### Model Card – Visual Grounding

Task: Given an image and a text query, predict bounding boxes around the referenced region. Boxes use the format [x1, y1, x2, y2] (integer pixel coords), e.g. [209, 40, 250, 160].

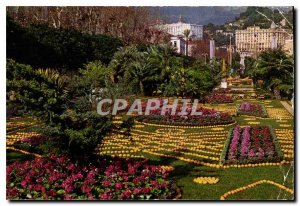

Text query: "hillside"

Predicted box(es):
[149, 6, 293, 29]
[224, 6, 293, 30]
[149, 7, 247, 25]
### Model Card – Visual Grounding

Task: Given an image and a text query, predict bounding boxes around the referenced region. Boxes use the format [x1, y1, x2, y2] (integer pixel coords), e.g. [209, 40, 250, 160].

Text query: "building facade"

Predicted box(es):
[158, 17, 203, 40]
[170, 36, 186, 55]
[283, 33, 294, 56]
[235, 23, 292, 56]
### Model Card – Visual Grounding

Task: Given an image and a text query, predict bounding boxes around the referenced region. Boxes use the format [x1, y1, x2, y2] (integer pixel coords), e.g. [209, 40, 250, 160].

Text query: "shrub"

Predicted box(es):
[7, 17, 123, 70]
[13, 135, 45, 154]
[7, 59, 113, 158]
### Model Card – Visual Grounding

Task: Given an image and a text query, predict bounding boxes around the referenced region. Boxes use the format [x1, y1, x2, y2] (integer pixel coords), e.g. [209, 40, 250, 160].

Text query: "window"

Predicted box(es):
[174, 41, 177, 48]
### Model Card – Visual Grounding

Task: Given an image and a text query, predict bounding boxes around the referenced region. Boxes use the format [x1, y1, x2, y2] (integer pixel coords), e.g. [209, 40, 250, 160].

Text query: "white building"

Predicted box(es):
[170, 36, 186, 55]
[235, 22, 292, 57]
[283, 33, 294, 56]
[157, 16, 203, 40]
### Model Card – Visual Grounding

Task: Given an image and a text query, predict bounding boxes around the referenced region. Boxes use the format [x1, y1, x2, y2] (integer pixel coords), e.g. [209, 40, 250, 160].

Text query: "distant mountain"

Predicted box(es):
[149, 6, 293, 26]
[149, 7, 247, 25]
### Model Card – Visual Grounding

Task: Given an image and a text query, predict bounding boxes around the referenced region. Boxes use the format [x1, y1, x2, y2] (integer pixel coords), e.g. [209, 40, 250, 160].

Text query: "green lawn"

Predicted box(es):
[7, 149, 34, 165]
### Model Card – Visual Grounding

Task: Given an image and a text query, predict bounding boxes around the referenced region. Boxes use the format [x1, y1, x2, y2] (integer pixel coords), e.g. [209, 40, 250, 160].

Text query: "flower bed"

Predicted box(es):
[193, 177, 219, 184]
[7, 156, 178, 200]
[220, 180, 293, 200]
[213, 88, 246, 94]
[205, 94, 233, 104]
[136, 106, 234, 126]
[12, 135, 45, 154]
[237, 102, 268, 118]
[120, 99, 164, 114]
[220, 125, 283, 165]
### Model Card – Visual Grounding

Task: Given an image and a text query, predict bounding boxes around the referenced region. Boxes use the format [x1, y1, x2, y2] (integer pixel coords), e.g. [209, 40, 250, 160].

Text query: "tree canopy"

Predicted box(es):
[251, 49, 294, 99]
[7, 17, 123, 71]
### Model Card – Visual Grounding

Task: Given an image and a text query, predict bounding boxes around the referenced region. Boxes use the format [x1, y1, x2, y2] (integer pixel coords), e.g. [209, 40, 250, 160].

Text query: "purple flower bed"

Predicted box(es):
[20, 136, 44, 146]
[7, 156, 178, 200]
[13, 135, 46, 155]
[221, 125, 283, 164]
[228, 126, 241, 160]
[237, 102, 268, 118]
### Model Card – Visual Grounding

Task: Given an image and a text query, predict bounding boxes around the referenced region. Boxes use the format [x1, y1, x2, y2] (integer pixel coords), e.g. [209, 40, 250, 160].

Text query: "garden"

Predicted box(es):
[6, 10, 294, 201]
[6, 98, 294, 200]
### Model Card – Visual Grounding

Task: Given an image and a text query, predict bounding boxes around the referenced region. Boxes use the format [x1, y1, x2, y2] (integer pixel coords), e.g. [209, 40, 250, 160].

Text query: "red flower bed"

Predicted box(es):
[136, 106, 234, 126]
[220, 125, 283, 164]
[121, 99, 165, 113]
[7, 156, 177, 200]
[213, 88, 246, 94]
[205, 94, 233, 104]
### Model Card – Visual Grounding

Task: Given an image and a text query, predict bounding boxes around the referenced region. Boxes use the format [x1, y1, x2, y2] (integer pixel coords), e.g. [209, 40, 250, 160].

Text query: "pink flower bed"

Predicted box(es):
[7, 156, 177, 200]
[237, 102, 268, 117]
[221, 125, 283, 164]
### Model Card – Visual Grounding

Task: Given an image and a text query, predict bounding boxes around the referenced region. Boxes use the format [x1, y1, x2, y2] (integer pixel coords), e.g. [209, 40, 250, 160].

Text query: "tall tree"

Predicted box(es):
[253, 49, 294, 99]
[125, 52, 159, 95]
[6, 6, 162, 45]
[109, 46, 140, 83]
[147, 44, 177, 82]
[183, 29, 191, 56]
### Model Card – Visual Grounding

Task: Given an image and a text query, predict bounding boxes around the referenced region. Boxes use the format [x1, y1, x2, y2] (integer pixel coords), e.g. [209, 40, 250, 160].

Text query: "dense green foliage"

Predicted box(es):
[110, 44, 219, 98]
[244, 56, 256, 77]
[239, 7, 293, 29]
[7, 59, 68, 119]
[213, 33, 232, 47]
[184, 63, 215, 98]
[7, 17, 123, 70]
[250, 49, 294, 99]
[7, 59, 113, 158]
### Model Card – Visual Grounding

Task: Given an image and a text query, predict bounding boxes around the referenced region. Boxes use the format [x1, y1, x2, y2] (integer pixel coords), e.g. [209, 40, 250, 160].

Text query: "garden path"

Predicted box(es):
[280, 101, 294, 115]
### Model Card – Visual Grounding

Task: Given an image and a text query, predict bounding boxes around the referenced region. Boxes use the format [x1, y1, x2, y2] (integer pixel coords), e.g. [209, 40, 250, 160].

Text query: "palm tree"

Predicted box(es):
[126, 51, 160, 96]
[253, 49, 294, 99]
[146, 44, 176, 83]
[183, 29, 191, 56]
[36, 68, 69, 123]
[109, 46, 139, 83]
[37, 68, 68, 91]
